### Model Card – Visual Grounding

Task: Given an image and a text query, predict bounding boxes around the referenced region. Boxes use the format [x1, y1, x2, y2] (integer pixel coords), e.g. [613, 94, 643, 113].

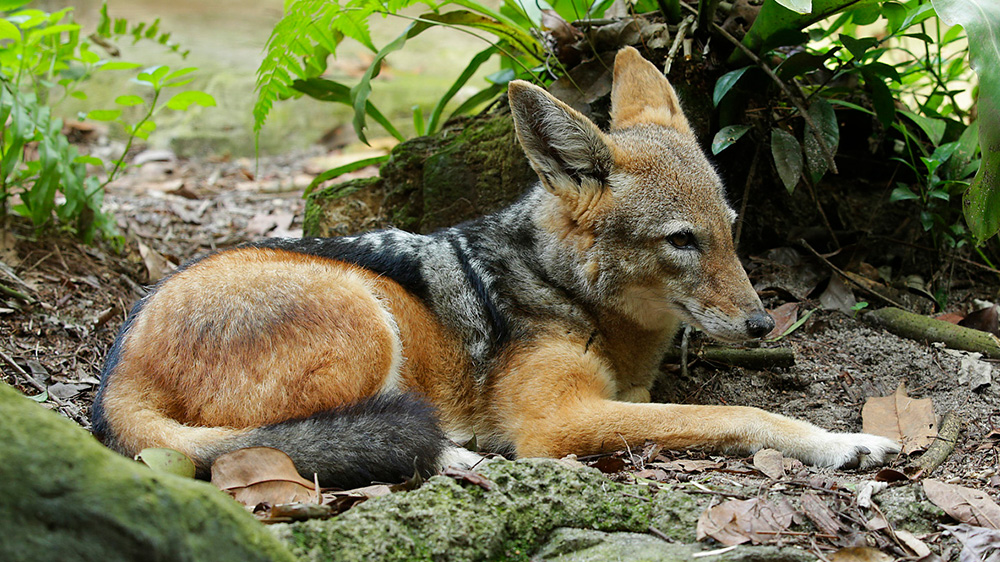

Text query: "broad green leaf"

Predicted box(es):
[96, 61, 143, 71]
[713, 67, 750, 107]
[802, 99, 839, 183]
[86, 109, 121, 121]
[838, 34, 877, 60]
[774, 0, 811, 14]
[114, 95, 145, 107]
[0, 19, 21, 42]
[900, 110, 946, 145]
[427, 45, 497, 134]
[419, 10, 541, 63]
[28, 390, 47, 402]
[898, 2, 935, 31]
[0, 0, 33, 10]
[135, 448, 196, 478]
[890, 184, 920, 202]
[733, 0, 880, 62]
[165, 90, 215, 111]
[882, 2, 907, 32]
[291, 78, 405, 142]
[771, 128, 804, 193]
[304, 155, 390, 197]
[73, 155, 104, 167]
[850, 3, 880, 24]
[350, 22, 437, 144]
[932, 0, 1000, 242]
[861, 67, 895, 129]
[711, 125, 751, 155]
[775, 49, 838, 80]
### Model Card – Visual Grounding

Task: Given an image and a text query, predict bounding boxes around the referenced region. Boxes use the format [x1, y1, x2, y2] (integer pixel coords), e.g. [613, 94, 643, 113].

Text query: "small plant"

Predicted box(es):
[851, 301, 870, 317]
[0, 2, 214, 244]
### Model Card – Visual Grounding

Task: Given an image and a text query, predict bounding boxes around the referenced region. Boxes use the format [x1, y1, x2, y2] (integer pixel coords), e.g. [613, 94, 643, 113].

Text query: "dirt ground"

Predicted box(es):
[1, 150, 998, 559]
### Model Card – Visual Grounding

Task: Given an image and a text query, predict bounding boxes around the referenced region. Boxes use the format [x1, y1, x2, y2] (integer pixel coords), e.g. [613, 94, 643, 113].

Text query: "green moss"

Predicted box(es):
[271, 458, 708, 562]
[0, 383, 294, 562]
[877, 484, 947, 534]
[303, 176, 382, 237]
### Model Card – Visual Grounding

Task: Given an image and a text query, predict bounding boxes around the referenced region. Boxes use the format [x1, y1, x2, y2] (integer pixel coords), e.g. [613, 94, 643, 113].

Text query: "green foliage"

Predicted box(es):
[0, 2, 214, 244]
[930, 0, 1000, 244]
[254, 0, 615, 150]
[717, 0, 993, 247]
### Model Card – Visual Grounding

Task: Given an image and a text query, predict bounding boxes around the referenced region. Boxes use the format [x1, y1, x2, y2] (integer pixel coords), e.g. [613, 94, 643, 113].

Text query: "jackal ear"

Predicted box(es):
[508, 80, 613, 195]
[610, 46, 692, 135]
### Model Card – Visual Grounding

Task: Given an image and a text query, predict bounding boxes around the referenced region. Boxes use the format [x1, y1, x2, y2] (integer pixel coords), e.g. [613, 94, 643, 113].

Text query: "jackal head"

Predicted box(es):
[508, 47, 773, 342]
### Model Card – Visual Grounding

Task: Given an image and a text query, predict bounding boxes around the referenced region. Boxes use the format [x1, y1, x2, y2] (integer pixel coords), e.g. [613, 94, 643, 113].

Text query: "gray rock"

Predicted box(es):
[0, 383, 294, 562]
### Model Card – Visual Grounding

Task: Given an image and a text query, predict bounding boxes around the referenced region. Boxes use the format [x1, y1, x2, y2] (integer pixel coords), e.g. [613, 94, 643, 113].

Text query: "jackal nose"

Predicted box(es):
[746, 311, 775, 339]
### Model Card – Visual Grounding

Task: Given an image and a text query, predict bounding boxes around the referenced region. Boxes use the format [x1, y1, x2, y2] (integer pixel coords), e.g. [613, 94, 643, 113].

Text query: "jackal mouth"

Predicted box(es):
[680, 304, 765, 343]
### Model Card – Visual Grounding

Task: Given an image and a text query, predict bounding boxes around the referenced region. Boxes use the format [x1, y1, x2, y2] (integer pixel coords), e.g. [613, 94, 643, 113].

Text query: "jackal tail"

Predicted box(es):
[96, 393, 465, 489]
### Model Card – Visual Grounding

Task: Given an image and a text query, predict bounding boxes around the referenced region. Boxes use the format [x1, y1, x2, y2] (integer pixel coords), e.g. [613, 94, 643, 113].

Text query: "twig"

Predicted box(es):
[682, 2, 838, 174]
[798, 239, 909, 310]
[665, 345, 795, 370]
[648, 526, 674, 542]
[756, 530, 838, 539]
[680, 325, 693, 379]
[802, 176, 841, 249]
[734, 141, 762, 248]
[664, 15, 695, 75]
[907, 411, 961, 478]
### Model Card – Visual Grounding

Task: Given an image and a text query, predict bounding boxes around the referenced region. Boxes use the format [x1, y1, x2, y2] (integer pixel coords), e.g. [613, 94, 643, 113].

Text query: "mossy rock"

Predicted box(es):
[272, 458, 707, 562]
[0, 383, 294, 562]
[304, 106, 537, 237]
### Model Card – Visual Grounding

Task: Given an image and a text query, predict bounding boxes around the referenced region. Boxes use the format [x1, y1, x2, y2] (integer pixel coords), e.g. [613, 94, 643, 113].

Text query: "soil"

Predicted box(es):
[1, 148, 998, 558]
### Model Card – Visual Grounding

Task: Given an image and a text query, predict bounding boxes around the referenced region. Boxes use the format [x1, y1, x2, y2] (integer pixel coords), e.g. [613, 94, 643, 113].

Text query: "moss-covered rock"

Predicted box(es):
[304, 107, 536, 237]
[0, 383, 294, 562]
[876, 483, 948, 534]
[271, 458, 706, 562]
[534, 528, 815, 562]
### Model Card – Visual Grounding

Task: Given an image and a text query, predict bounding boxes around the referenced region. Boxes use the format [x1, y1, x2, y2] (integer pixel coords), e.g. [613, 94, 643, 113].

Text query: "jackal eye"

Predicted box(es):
[667, 231, 695, 249]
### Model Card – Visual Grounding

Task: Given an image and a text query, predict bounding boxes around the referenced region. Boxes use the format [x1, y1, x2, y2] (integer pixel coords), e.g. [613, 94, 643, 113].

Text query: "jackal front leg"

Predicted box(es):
[494, 339, 899, 470]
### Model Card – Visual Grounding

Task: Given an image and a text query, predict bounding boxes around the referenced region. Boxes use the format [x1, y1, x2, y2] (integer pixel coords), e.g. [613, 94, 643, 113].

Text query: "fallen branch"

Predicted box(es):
[865, 307, 1000, 359]
[907, 411, 961, 479]
[799, 239, 908, 310]
[665, 345, 795, 370]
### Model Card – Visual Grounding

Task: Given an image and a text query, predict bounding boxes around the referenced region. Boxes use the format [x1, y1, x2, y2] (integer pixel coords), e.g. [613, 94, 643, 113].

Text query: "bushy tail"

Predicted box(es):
[97, 393, 462, 489]
[230, 393, 454, 488]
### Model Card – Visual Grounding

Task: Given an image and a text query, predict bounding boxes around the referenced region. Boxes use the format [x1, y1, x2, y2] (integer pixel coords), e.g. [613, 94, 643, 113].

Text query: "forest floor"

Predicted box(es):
[1, 147, 998, 560]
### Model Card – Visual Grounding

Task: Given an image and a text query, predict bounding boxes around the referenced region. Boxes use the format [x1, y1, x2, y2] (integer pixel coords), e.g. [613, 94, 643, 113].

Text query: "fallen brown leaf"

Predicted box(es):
[923, 479, 1000, 529]
[752, 448, 785, 480]
[830, 546, 892, 562]
[861, 382, 937, 455]
[441, 466, 493, 491]
[137, 242, 177, 283]
[696, 498, 796, 546]
[943, 523, 1000, 561]
[765, 303, 799, 339]
[800, 493, 841, 535]
[211, 447, 316, 507]
[959, 305, 999, 336]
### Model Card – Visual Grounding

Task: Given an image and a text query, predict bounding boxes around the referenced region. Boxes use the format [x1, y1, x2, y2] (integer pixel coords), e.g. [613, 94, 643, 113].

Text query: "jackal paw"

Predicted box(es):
[803, 432, 900, 470]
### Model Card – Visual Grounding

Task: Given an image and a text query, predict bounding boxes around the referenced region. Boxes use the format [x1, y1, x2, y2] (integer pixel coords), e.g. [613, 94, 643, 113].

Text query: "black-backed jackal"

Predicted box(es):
[92, 47, 899, 487]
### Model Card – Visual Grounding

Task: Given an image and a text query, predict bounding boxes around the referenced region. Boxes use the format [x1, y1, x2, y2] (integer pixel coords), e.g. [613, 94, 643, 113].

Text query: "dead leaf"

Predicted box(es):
[268, 502, 334, 522]
[944, 524, 1000, 562]
[137, 242, 177, 283]
[753, 448, 785, 480]
[765, 303, 799, 339]
[874, 468, 910, 483]
[540, 9, 583, 66]
[653, 459, 725, 473]
[893, 529, 931, 558]
[591, 455, 628, 474]
[441, 466, 493, 491]
[819, 273, 858, 315]
[696, 498, 796, 545]
[959, 305, 999, 336]
[923, 479, 1000, 529]
[135, 448, 196, 478]
[935, 312, 965, 325]
[800, 493, 841, 535]
[211, 447, 316, 507]
[862, 382, 937, 455]
[830, 546, 893, 562]
[957, 352, 993, 390]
